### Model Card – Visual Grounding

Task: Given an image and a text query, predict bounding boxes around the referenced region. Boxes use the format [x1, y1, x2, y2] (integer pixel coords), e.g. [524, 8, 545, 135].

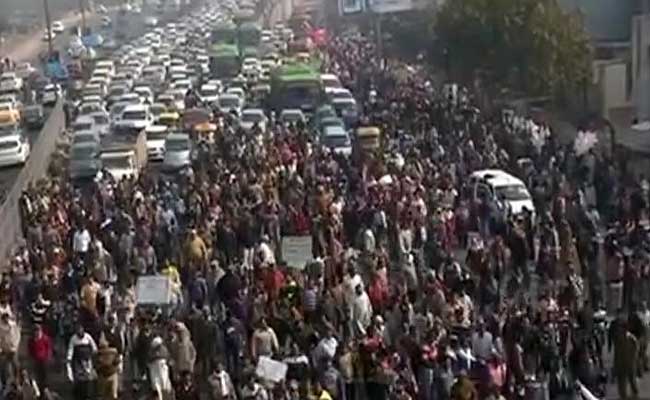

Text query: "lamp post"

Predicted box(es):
[79, 0, 87, 31]
[43, 0, 53, 56]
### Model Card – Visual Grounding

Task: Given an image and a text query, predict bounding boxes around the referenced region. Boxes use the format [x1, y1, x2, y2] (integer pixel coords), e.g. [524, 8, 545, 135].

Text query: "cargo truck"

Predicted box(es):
[100, 130, 147, 181]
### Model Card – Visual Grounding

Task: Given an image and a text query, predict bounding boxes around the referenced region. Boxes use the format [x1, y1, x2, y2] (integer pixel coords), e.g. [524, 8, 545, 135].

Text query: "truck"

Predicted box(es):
[100, 130, 148, 181]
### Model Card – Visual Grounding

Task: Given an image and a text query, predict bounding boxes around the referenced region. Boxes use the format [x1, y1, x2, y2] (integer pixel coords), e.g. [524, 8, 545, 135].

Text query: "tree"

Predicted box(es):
[435, 0, 592, 96]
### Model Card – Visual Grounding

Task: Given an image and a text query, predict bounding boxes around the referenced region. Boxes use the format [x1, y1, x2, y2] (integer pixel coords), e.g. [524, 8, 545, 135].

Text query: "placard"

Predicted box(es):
[255, 356, 288, 383]
[282, 236, 312, 270]
[136, 276, 172, 305]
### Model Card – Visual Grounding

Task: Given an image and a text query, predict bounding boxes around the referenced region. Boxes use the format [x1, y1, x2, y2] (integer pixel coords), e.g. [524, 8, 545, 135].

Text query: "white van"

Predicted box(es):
[469, 169, 535, 218]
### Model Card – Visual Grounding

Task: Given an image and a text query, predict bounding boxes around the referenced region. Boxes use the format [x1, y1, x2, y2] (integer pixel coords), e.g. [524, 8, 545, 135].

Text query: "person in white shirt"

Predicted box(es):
[351, 284, 373, 337]
[73, 225, 92, 259]
[207, 362, 236, 400]
[471, 320, 494, 360]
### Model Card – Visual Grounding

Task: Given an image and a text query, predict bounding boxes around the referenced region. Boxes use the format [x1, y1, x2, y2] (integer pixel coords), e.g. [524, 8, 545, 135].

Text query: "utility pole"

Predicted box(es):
[79, 0, 87, 31]
[43, 0, 53, 56]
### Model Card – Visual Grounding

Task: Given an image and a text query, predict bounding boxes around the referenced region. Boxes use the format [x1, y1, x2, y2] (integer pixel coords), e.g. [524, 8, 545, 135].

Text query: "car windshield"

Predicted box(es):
[0, 140, 19, 150]
[282, 112, 301, 122]
[495, 184, 531, 201]
[201, 89, 218, 97]
[110, 88, 126, 96]
[71, 146, 96, 159]
[219, 97, 239, 108]
[242, 112, 264, 123]
[166, 138, 189, 151]
[73, 134, 96, 144]
[322, 135, 350, 147]
[103, 156, 133, 169]
[151, 106, 165, 116]
[73, 122, 92, 131]
[331, 91, 351, 99]
[93, 115, 109, 124]
[122, 111, 147, 120]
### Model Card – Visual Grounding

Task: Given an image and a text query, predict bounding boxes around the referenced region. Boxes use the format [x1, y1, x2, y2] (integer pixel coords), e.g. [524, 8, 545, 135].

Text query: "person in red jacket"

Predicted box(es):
[28, 324, 53, 389]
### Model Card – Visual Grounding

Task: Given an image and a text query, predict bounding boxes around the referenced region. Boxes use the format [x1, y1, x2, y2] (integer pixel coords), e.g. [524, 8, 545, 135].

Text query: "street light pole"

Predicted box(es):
[43, 0, 53, 56]
[79, 0, 87, 31]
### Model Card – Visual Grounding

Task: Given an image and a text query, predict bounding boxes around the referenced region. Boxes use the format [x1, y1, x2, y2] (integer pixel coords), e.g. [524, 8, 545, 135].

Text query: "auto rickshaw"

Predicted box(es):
[182, 108, 212, 131]
[193, 121, 217, 144]
[158, 111, 181, 128]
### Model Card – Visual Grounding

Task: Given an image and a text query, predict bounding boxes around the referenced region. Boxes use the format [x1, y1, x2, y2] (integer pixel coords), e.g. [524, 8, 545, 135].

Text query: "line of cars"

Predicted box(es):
[67, 9, 221, 182]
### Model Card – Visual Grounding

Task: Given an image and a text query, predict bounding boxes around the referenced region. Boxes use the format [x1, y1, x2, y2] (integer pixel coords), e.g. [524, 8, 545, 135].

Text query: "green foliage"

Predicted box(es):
[435, 0, 592, 95]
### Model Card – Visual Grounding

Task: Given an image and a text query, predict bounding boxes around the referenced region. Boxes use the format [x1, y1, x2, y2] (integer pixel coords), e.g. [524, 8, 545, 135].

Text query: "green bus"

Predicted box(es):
[209, 44, 241, 80]
[270, 63, 324, 113]
[211, 22, 237, 45]
[238, 21, 261, 49]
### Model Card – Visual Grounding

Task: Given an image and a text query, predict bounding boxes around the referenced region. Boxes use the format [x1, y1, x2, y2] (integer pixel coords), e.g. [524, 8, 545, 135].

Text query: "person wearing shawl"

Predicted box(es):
[168, 321, 196, 381]
[96, 335, 120, 400]
[148, 336, 172, 400]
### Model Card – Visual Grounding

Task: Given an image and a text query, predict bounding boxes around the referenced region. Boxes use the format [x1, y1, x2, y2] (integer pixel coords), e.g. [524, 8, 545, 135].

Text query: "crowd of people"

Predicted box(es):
[1, 27, 650, 400]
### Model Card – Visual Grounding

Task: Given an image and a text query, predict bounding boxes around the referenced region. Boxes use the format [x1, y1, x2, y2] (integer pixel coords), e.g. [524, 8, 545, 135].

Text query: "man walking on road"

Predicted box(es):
[611, 317, 640, 400]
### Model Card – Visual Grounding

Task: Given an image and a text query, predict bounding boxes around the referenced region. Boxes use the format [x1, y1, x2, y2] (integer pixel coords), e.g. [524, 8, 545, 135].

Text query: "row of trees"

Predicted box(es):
[386, 0, 592, 97]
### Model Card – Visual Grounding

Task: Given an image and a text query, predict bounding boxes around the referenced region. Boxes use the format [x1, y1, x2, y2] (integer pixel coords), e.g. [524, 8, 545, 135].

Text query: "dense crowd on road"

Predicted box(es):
[3, 4, 650, 400]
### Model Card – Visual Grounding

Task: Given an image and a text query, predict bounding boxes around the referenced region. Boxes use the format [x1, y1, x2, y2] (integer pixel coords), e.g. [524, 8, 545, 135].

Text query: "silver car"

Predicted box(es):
[162, 133, 191, 171]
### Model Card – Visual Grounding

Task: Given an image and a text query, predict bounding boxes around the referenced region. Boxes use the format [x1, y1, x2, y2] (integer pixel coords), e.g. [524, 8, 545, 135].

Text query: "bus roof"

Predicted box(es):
[210, 44, 239, 56]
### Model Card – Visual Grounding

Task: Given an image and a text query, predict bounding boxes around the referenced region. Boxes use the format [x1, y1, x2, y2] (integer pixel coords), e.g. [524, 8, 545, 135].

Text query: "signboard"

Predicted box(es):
[136, 276, 172, 305]
[339, 0, 365, 15]
[281, 236, 312, 270]
[369, 0, 413, 13]
[256, 356, 288, 383]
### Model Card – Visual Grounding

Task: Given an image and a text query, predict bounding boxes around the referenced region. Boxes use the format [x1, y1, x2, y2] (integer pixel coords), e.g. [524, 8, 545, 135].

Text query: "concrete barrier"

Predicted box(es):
[0, 100, 65, 260]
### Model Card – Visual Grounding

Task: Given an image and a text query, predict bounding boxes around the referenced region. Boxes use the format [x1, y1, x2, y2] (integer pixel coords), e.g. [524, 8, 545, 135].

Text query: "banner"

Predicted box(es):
[339, 0, 364, 15]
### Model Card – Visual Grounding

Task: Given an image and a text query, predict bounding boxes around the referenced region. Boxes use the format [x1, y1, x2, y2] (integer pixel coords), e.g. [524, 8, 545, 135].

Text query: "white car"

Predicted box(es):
[71, 116, 96, 134]
[145, 125, 168, 161]
[198, 84, 220, 105]
[239, 108, 268, 133]
[42, 84, 62, 106]
[217, 94, 243, 115]
[90, 111, 110, 136]
[0, 72, 23, 93]
[14, 63, 36, 80]
[51, 21, 65, 34]
[113, 104, 153, 132]
[42, 30, 56, 42]
[133, 86, 154, 105]
[226, 87, 246, 100]
[0, 133, 30, 167]
[145, 17, 159, 27]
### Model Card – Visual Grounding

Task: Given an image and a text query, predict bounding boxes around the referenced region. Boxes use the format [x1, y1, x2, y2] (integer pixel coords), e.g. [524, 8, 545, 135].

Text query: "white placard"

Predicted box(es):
[255, 356, 288, 383]
[282, 236, 312, 270]
[136, 276, 172, 305]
